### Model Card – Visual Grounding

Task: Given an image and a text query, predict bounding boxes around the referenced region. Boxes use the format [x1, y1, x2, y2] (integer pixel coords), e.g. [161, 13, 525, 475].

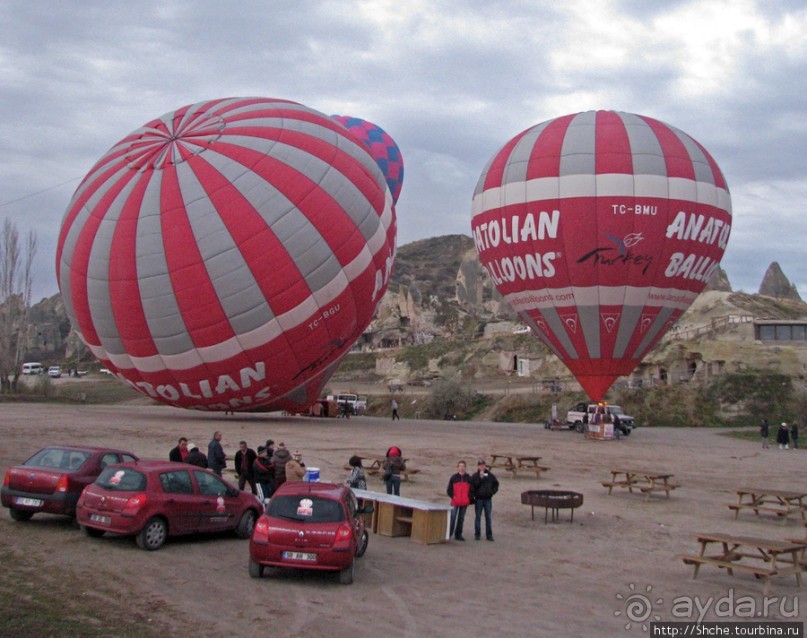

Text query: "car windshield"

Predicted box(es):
[610, 407, 624, 415]
[268, 495, 346, 523]
[26, 448, 91, 471]
[95, 467, 147, 491]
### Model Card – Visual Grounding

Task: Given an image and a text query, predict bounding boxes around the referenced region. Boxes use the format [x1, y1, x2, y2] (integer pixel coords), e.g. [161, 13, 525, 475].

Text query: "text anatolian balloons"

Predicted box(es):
[472, 110, 731, 401]
[331, 115, 404, 203]
[57, 97, 396, 412]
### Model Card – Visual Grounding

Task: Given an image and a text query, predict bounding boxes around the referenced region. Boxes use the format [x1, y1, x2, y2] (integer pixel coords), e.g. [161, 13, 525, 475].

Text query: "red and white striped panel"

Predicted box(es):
[57, 97, 396, 412]
[471, 110, 731, 400]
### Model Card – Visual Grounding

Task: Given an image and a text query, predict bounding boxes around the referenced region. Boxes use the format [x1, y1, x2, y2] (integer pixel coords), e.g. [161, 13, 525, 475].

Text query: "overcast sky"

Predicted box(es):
[1, 0, 805, 302]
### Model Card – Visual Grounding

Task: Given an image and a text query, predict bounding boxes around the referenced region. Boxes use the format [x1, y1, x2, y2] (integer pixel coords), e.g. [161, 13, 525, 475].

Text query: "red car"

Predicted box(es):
[1, 446, 138, 522]
[249, 481, 371, 584]
[76, 460, 262, 550]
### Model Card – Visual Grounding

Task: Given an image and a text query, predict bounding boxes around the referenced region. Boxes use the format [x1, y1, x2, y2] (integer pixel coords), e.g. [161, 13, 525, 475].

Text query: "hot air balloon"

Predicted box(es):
[471, 110, 731, 401]
[57, 97, 396, 412]
[331, 115, 404, 203]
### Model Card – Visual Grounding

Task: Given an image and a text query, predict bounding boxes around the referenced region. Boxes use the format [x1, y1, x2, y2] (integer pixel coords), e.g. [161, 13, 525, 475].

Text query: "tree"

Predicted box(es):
[0, 218, 37, 393]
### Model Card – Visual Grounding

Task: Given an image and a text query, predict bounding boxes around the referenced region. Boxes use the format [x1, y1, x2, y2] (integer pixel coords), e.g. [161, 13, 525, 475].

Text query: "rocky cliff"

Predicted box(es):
[759, 261, 802, 301]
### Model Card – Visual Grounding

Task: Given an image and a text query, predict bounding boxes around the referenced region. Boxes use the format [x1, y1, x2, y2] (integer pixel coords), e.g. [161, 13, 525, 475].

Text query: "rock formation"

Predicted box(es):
[759, 262, 802, 301]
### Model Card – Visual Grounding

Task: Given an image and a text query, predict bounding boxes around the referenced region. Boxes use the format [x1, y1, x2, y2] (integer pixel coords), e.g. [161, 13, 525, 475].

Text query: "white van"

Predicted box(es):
[22, 362, 44, 375]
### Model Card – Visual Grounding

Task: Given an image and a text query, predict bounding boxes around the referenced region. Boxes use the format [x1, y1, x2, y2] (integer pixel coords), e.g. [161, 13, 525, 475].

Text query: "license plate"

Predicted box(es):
[282, 551, 316, 562]
[90, 514, 111, 524]
[15, 497, 43, 507]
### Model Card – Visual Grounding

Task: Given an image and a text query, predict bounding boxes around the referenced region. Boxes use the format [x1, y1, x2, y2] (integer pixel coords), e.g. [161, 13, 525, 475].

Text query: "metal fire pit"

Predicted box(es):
[521, 490, 584, 524]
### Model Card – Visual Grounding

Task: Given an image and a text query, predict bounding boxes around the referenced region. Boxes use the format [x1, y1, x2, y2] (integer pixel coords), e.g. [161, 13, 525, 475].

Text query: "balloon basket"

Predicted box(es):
[585, 422, 615, 441]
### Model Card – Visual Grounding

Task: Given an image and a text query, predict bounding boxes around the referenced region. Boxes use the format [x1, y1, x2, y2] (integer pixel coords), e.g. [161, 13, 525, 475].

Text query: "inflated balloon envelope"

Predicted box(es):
[471, 110, 731, 401]
[331, 114, 404, 204]
[57, 97, 396, 412]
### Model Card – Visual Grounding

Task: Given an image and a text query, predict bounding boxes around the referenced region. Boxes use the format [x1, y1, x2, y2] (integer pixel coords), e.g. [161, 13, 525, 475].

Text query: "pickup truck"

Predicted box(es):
[565, 402, 635, 436]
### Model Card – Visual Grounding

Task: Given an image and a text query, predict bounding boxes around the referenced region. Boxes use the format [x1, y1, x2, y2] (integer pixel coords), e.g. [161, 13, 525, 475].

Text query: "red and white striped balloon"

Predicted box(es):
[57, 97, 396, 412]
[472, 110, 731, 401]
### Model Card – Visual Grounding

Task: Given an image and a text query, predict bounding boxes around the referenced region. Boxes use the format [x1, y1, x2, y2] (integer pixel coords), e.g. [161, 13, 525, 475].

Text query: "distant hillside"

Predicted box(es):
[391, 235, 474, 302]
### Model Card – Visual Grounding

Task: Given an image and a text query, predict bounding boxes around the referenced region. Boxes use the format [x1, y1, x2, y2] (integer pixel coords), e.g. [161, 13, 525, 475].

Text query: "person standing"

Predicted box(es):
[253, 446, 275, 501]
[234, 441, 258, 494]
[272, 443, 293, 490]
[446, 460, 472, 541]
[208, 431, 227, 476]
[790, 421, 799, 449]
[776, 422, 790, 450]
[285, 458, 306, 482]
[346, 456, 367, 491]
[391, 398, 400, 420]
[470, 459, 499, 541]
[169, 437, 189, 462]
[760, 418, 770, 449]
[185, 444, 208, 468]
[383, 446, 406, 496]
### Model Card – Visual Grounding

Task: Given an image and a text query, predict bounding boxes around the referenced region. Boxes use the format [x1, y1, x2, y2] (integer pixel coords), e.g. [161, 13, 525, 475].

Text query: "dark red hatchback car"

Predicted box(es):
[76, 460, 262, 550]
[1, 446, 138, 522]
[249, 481, 370, 584]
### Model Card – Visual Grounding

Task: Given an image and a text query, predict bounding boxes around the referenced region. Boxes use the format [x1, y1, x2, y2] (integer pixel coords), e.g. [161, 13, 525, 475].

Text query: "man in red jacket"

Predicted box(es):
[446, 460, 473, 541]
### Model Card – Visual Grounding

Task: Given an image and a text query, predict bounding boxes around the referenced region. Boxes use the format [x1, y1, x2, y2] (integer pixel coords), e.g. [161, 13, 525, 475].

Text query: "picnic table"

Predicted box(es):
[488, 452, 550, 479]
[601, 469, 677, 501]
[728, 487, 807, 522]
[680, 532, 806, 595]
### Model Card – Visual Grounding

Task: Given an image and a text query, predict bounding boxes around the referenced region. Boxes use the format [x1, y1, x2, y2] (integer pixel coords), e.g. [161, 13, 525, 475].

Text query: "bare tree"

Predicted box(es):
[0, 218, 37, 393]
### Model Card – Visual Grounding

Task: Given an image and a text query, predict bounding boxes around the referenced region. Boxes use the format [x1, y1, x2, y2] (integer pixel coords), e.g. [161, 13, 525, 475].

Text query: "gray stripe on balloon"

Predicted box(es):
[173, 158, 274, 337]
[200, 143, 340, 301]
[559, 111, 597, 177]
[85, 174, 142, 358]
[226, 114, 386, 241]
[58, 163, 131, 348]
[619, 112, 668, 176]
[501, 119, 554, 186]
[612, 305, 643, 359]
[537, 306, 578, 359]
[136, 170, 196, 355]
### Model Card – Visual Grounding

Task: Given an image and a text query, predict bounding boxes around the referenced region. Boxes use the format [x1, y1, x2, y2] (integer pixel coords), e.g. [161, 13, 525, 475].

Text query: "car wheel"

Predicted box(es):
[9, 508, 33, 522]
[248, 558, 264, 578]
[136, 516, 167, 551]
[574, 422, 584, 433]
[623, 428, 631, 436]
[236, 509, 257, 539]
[355, 530, 369, 558]
[83, 525, 105, 538]
[338, 561, 355, 585]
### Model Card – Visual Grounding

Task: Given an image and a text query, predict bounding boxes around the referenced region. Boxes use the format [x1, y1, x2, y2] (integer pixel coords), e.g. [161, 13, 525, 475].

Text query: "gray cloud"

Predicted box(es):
[1, 0, 806, 301]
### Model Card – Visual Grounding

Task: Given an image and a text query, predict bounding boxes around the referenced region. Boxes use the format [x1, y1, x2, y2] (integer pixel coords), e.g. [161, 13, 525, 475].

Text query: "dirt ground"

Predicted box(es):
[1, 402, 804, 637]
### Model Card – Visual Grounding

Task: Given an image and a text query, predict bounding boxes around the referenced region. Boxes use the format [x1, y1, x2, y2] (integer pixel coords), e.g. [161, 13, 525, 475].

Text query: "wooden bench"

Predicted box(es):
[727, 503, 794, 518]
[680, 555, 777, 579]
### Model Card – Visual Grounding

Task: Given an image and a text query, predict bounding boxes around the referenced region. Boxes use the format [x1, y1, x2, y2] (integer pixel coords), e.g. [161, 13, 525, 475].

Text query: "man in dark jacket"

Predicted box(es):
[185, 444, 208, 468]
[790, 422, 799, 449]
[446, 460, 473, 541]
[253, 446, 275, 501]
[208, 431, 227, 475]
[470, 459, 499, 541]
[760, 418, 770, 449]
[169, 437, 188, 463]
[234, 440, 258, 494]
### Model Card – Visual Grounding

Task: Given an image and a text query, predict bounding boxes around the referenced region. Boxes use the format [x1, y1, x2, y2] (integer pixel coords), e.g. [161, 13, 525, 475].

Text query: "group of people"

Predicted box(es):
[170, 434, 503, 542]
[344, 449, 501, 542]
[761, 419, 800, 450]
[168, 435, 307, 501]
